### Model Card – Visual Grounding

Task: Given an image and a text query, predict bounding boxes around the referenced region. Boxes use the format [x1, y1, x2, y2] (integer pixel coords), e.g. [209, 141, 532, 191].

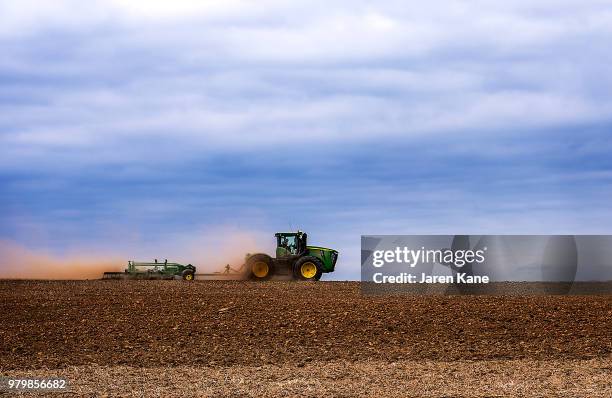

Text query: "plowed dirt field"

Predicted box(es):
[1, 280, 610, 397]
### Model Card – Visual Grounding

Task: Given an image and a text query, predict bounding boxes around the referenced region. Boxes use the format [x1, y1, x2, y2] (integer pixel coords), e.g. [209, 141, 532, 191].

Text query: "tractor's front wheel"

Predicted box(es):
[293, 256, 323, 281]
[247, 254, 274, 280]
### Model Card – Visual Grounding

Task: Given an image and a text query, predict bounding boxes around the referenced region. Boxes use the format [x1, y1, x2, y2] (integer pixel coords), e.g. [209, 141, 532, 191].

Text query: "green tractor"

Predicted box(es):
[245, 231, 338, 281]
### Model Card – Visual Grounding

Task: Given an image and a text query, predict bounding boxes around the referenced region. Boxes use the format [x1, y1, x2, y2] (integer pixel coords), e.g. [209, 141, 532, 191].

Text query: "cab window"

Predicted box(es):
[280, 235, 298, 255]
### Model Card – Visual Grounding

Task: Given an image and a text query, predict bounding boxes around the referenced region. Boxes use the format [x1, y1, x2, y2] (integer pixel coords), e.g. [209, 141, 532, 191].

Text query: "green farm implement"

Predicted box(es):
[102, 260, 196, 280]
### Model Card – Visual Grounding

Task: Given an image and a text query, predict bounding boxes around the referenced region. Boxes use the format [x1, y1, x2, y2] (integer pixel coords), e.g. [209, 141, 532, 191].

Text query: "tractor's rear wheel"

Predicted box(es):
[247, 254, 274, 280]
[293, 256, 323, 281]
[182, 270, 195, 281]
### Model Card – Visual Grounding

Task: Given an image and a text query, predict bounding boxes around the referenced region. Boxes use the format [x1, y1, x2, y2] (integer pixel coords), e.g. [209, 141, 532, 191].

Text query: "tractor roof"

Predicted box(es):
[274, 231, 304, 236]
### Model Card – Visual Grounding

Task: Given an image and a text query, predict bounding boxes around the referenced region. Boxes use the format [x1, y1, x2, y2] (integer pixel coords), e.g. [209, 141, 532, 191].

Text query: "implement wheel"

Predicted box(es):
[247, 254, 274, 280]
[182, 270, 195, 281]
[293, 256, 323, 281]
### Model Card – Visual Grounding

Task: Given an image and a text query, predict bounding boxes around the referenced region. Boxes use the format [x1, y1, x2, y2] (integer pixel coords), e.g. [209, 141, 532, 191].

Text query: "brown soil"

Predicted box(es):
[3, 358, 611, 397]
[1, 280, 611, 397]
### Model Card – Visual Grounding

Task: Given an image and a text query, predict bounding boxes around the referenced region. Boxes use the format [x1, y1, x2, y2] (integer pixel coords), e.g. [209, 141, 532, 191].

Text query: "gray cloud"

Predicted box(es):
[2, 1, 612, 169]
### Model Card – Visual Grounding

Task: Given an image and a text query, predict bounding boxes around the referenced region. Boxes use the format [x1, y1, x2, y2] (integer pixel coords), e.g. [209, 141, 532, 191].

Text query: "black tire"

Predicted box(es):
[246, 254, 274, 280]
[181, 270, 195, 281]
[293, 256, 323, 281]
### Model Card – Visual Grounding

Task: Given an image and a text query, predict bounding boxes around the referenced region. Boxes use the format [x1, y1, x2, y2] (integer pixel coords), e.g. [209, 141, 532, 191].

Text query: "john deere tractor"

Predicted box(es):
[246, 231, 338, 281]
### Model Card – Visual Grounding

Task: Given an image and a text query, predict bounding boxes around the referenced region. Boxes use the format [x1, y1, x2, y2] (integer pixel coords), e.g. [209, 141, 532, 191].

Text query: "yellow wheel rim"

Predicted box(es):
[185, 274, 193, 280]
[300, 262, 317, 279]
[252, 261, 269, 278]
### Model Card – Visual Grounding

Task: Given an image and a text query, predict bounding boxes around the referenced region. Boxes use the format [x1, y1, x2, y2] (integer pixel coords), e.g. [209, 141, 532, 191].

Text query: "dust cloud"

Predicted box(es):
[0, 240, 123, 280]
[178, 228, 270, 274]
[0, 228, 271, 279]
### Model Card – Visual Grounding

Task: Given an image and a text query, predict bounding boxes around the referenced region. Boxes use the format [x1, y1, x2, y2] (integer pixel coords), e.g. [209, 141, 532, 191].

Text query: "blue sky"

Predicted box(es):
[1, 1, 612, 279]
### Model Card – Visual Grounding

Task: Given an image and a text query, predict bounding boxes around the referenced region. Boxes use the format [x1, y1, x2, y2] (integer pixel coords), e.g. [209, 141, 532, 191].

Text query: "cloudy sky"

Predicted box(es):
[1, 1, 611, 279]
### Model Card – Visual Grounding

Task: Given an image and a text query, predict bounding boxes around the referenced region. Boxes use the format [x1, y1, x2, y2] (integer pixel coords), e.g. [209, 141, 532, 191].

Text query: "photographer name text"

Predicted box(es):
[372, 272, 489, 284]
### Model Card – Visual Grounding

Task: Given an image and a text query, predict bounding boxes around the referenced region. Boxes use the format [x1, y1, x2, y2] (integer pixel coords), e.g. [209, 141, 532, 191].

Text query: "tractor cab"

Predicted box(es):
[275, 231, 307, 257]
